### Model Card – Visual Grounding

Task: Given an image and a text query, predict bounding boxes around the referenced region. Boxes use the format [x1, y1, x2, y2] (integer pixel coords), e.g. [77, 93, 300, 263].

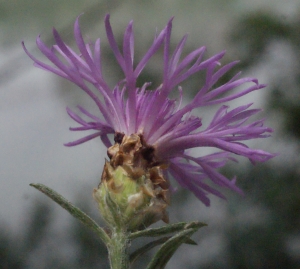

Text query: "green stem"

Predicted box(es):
[108, 228, 130, 269]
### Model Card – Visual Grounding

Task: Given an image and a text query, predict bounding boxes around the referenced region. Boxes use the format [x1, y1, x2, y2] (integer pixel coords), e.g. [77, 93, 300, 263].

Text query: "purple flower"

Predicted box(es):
[23, 14, 275, 206]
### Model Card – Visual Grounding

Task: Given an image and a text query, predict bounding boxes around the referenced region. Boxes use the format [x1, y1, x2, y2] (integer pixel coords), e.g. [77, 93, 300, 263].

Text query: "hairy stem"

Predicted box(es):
[108, 228, 130, 269]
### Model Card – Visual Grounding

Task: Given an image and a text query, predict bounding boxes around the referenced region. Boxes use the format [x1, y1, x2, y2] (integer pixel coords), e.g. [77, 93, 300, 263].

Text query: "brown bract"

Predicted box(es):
[102, 133, 170, 226]
[107, 133, 170, 206]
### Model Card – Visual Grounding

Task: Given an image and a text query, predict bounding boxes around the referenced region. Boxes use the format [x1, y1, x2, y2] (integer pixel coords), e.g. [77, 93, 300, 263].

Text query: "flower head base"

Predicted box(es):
[93, 134, 169, 231]
[23, 14, 275, 208]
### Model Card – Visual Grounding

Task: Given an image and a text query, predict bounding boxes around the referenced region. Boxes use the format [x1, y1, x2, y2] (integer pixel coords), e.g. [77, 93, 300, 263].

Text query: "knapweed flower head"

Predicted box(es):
[23, 14, 274, 207]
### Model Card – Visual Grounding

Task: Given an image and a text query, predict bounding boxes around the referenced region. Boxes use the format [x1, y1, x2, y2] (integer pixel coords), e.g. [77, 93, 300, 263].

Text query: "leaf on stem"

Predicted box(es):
[130, 235, 198, 266]
[129, 221, 206, 239]
[130, 237, 170, 265]
[145, 227, 200, 269]
[30, 183, 110, 245]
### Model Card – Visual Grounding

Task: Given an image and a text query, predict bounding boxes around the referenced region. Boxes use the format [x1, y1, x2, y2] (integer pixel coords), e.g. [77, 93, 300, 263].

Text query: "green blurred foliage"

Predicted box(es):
[208, 11, 300, 269]
[231, 12, 300, 140]
[231, 12, 292, 67]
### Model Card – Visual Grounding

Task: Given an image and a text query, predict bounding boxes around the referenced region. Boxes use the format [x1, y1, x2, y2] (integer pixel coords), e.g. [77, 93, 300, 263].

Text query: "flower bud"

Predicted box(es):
[93, 134, 169, 231]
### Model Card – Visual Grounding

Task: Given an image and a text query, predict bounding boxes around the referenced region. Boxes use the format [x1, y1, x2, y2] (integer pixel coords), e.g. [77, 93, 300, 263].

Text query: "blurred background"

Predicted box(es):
[1, 0, 300, 268]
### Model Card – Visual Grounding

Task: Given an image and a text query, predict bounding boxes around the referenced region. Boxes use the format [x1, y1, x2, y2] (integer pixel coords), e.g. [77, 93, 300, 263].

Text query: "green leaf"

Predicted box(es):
[145, 227, 199, 269]
[183, 237, 198, 245]
[130, 237, 170, 265]
[130, 235, 198, 266]
[129, 221, 206, 240]
[30, 183, 110, 245]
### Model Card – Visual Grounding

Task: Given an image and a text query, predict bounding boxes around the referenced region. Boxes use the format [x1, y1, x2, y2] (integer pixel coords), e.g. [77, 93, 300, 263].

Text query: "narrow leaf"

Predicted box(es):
[130, 235, 198, 265]
[130, 237, 170, 265]
[129, 221, 206, 239]
[184, 237, 198, 245]
[30, 183, 110, 245]
[146, 228, 198, 269]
